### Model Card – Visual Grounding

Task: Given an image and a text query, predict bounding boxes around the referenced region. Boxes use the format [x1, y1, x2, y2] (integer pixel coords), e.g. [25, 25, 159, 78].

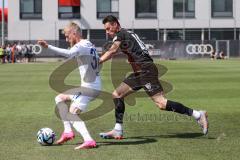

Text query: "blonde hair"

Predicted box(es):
[63, 22, 81, 35]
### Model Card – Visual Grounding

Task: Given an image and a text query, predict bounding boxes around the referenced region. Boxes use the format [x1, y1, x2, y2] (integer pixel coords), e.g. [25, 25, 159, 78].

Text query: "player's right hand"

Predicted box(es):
[37, 40, 48, 48]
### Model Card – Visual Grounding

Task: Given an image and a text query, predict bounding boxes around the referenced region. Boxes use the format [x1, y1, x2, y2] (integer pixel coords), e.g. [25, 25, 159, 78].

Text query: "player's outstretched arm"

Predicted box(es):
[100, 41, 121, 64]
[37, 40, 78, 57]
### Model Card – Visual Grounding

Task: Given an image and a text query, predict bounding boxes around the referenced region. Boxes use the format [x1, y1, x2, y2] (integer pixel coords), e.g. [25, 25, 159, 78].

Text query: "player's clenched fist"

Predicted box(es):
[37, 40, 48, 48]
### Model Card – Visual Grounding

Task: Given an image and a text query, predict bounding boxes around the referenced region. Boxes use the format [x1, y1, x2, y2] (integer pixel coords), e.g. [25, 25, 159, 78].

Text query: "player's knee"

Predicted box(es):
[68, 105, 83, 122]
[55, 94, 66, 104]
[112, 91, 122, 99]
[69, 103, 87, 114]
[155, 99, 167, 110]
[157, 103, 166, 110]
[55, 95, 63, 104]
[151, 93, 167, 110]
[69, 106, 79, 114]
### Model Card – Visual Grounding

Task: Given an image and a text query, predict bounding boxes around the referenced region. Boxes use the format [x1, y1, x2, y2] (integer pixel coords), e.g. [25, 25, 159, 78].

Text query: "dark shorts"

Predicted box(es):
[123, 63, 163, 97]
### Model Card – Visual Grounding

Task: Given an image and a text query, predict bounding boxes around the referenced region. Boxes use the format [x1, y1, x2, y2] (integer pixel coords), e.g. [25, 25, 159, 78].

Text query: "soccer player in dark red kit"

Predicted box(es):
[99, 15, 209, 139]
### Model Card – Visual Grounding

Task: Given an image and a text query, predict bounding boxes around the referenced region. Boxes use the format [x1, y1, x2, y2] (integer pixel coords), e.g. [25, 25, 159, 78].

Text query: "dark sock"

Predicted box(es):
[113, 98, 125, 124]
[166, 100, 193, 116]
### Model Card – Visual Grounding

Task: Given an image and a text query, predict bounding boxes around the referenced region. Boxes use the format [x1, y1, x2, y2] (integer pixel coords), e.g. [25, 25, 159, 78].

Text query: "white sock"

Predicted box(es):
[55, 96, 72, 133]
[63, 121, 72, 133]
[72, 121, 93, 141]
[114, 123, 123, 131]
[192, 110, 201, 120]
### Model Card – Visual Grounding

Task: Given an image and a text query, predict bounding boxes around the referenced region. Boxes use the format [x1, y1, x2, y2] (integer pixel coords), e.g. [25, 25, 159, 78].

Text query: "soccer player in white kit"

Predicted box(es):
[38, 22, 101, 149]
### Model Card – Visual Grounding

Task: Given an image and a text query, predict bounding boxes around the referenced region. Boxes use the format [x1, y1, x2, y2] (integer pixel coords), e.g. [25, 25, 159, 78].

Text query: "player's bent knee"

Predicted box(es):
[55, 95, 63, 104]
[157, 103, 166, 110]
[154, 99, 167, 110]
[69, 104, 87, 114]
[151, 94, 167, 110]
[68, 105, 83, 122]
[55, 94, 68, 104]
[69, 106, 79, 114]
[112, 91, 122, 99]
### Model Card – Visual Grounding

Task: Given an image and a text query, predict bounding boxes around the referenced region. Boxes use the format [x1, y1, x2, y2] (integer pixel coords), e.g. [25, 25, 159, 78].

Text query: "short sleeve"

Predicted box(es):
[113, 31, 124, 42]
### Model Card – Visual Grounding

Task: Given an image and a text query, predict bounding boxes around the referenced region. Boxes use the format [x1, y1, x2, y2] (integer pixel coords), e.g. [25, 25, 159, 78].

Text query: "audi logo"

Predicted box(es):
[21, 44, 42, 55]
[186, 44, 213, 55]
[28, 44, 42, 55]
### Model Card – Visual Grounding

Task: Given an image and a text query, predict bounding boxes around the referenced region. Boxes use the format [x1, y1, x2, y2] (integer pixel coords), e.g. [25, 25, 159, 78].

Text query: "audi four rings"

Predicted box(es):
[21, 44, 42, 55]
[186, 44, 213, 55]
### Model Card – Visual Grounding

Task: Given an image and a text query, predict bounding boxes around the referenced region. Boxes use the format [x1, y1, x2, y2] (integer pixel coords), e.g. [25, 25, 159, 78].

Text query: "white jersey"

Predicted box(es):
[48, 40, 101, 91]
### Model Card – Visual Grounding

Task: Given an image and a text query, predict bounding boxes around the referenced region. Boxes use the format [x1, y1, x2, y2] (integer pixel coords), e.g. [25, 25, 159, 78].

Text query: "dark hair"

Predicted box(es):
[102, 15, 120, 26]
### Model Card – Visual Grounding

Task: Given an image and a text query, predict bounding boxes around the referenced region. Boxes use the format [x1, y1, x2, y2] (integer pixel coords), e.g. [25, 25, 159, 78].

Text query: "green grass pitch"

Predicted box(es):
[0, 59, 240, 160]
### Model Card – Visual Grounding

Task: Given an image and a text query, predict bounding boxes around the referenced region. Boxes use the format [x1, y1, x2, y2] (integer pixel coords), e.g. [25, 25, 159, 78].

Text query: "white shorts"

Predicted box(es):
[68, 87, 100, 112]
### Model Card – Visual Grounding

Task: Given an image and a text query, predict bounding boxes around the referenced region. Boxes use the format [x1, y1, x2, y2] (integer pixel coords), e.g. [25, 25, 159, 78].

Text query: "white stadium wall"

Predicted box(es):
[7, 0, 240, 41]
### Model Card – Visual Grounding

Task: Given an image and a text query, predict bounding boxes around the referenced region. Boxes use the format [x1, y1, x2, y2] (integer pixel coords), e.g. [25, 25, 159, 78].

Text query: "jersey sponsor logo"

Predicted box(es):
[186, 44, 213, 55]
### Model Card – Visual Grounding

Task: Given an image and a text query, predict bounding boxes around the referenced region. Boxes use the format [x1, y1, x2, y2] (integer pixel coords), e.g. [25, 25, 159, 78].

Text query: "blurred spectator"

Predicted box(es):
[0, 45, 6, 64]
[11, 44, 16, 63]
[210, 49, 216, 60]
[16, 42, 23, 63]
[26, 44, 34, 62]
[0, 42, 40, 63]
[5, 44, 11, 63]
[211, 49, 226, 60]
[217, 51, 225, 60]
[21, 44, 28, 63]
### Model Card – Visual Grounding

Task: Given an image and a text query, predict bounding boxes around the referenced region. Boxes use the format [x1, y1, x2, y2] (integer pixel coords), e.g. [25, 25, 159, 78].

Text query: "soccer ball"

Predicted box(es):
[37, 128, 56, 145]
